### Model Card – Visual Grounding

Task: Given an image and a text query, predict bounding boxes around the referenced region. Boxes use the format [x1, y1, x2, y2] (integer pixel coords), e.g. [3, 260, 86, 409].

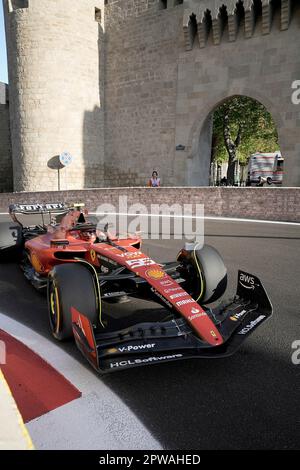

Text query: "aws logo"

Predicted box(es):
[239, 273, 255, 289]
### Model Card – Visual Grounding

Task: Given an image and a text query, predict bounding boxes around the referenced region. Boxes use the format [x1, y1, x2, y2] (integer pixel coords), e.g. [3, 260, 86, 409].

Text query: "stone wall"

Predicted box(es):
[104, 0, 183, 187]
[0, 83, 13, 192]
[0, 187, 298, 222]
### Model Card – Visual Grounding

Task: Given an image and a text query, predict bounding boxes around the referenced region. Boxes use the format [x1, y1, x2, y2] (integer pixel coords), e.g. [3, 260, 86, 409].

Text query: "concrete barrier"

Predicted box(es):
[0, 187, 299, 222]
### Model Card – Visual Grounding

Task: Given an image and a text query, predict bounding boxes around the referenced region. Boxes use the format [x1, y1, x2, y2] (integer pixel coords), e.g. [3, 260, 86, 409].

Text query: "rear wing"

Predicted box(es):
[9, 203, 68, 215]
[9, 203, 70, 227]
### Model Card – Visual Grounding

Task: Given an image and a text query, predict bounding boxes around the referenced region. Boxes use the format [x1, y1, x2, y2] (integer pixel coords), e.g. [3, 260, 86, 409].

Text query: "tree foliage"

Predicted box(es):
[212, 96, 279, 176]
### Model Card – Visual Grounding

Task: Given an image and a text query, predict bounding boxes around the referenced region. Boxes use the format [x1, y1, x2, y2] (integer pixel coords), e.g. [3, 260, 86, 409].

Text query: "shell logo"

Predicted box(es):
[90, 250, 96, 262]
[146, 268, 166, 280]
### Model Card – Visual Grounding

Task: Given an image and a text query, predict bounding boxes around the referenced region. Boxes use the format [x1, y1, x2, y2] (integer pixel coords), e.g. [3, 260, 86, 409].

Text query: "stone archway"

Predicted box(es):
[184, 89, 284, 186]
[186, 113, 213, 186]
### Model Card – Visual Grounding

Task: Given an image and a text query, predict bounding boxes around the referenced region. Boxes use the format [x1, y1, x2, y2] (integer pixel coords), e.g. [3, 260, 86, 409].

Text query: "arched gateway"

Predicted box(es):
[184, 91, 282, 186]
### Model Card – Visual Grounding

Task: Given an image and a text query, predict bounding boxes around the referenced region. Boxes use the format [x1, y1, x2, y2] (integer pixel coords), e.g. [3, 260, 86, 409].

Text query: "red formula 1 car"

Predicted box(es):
[0, 203, 272, 373]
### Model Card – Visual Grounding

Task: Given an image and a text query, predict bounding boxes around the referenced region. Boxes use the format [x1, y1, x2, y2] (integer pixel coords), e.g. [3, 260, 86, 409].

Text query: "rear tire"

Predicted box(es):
[47, 263, 98, 341]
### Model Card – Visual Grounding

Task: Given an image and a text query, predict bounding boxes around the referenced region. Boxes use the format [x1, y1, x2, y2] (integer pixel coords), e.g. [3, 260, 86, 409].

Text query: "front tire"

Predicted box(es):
[178, 244, 227, 305]
[47, 263, 98, 341]
[193, 244, 227, 304]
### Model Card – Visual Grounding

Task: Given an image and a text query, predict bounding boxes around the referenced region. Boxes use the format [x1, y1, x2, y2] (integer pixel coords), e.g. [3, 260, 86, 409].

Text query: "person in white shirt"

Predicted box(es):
[148, 171, 161, 187]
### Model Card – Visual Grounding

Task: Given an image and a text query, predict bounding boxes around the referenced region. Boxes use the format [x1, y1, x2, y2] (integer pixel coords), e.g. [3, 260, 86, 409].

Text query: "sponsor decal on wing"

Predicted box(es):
[239, 273, 256, 290]
[159, 279, 174, 286]
[191, 307, 200, 314]
[164, 287, 182, 294]
[188, 312, 207, 321]
[169, 292, 188, 300]
[150, 287, 173, 308]
[230, 309, 247, 322]
[110, 354, 183, 369]
[175, 298, 195, 307]
[126, 258, 156, 269]
[118, 343, 156, 353]
[238, 315, 266, 335]
[146, 268, 166, 280]
[124, 251, 142, 258]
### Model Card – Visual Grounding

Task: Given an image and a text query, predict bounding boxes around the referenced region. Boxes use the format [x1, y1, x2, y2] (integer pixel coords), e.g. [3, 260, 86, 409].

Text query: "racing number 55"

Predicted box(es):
[125, 258, 155, 269]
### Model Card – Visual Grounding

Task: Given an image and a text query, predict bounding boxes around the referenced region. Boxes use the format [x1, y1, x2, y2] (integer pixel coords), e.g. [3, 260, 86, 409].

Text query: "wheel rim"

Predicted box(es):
[49, 281, 60, 334]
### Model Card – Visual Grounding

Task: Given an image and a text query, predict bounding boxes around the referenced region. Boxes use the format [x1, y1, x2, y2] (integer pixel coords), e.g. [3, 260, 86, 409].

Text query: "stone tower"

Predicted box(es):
[3, 0, 105, 191]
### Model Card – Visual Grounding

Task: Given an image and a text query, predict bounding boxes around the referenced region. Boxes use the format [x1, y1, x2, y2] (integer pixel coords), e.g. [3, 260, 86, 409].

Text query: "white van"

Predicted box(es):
[247, 152, 284, 185]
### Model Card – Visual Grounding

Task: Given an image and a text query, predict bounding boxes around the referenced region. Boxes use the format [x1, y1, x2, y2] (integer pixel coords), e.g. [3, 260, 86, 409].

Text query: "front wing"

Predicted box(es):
[71, 270, 273, 373]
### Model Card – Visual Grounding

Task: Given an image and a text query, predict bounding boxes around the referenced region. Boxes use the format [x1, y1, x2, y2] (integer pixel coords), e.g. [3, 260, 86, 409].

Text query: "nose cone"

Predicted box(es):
[190, 315, 224, 346]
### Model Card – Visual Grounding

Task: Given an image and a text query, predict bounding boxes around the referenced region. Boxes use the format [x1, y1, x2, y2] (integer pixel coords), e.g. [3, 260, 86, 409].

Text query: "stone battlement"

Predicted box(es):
[183, 0, 295, 49]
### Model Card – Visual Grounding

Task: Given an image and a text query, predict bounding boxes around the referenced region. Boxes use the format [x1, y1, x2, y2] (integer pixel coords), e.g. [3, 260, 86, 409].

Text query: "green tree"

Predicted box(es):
[212, 96, 279, 184]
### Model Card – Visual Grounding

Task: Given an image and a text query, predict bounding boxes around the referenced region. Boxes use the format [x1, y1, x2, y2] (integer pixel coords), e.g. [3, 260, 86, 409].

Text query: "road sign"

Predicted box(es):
[59, 152, 73, 167]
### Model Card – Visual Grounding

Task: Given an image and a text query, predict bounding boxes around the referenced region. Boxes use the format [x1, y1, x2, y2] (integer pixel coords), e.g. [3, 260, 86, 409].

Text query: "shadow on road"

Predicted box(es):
[103, 345, 298, 450]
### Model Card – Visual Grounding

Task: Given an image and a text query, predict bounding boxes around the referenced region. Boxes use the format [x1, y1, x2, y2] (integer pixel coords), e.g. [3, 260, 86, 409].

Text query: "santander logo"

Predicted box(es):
[191, 308, 200, 314]
[188, 307, 207, 321]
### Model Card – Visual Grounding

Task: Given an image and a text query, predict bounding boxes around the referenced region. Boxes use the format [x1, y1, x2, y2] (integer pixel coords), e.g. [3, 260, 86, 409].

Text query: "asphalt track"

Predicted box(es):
[0, 214, 299, 449]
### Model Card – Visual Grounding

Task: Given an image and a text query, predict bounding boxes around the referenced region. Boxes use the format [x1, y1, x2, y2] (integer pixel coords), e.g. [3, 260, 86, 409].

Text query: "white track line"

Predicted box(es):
[0, 212, 298, 226]
[0, 313, 161, 450]
[90, 212, 299, 226]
